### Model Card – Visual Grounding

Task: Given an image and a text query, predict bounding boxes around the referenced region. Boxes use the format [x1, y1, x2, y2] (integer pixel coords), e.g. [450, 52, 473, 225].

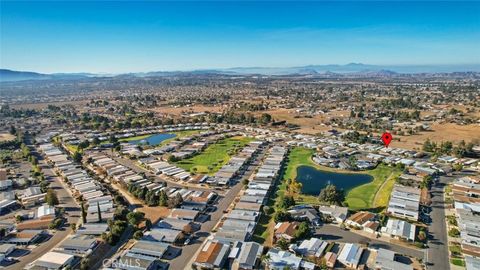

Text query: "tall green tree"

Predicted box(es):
[73, 151, 82, 163]
[294, 221, 312, 240]
[45, 189, 59, 206]
[318, 184, 344, 206]
[127, 212, 145, 227]
[158, 190, 168, 207]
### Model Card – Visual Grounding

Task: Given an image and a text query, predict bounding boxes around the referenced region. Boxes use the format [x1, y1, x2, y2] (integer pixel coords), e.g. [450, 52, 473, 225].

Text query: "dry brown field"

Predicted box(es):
[395, 123, 480, 150]
[149, 104, 226, 116]
[11, 100, 89, 110]
[254, 108, 350, 134]
[139, 206, 171, 227]
[0, 133, 16, 142]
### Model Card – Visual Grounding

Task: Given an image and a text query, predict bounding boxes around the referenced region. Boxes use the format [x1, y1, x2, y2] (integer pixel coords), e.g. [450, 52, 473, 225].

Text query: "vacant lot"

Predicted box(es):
[149, 104, 224, 116]
[0, 133, 16, 142]
[139, 206, 171, 226]
[11, 100, 89, 110]
[176, 136, 252, 175]
[254, 108, 349, 134]
[396, 123, 480, 150]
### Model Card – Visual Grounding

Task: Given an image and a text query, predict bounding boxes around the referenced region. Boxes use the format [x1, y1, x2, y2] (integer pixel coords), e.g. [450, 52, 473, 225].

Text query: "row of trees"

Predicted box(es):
[127, 183, 183, 208]
[272, 178, 303, 223]
[99, 204, 151, 246]
[0, 105, 38, 118]
[423, 139, 477, 158]
[208, 112, 273, 125]
[101, 219, 128, 245]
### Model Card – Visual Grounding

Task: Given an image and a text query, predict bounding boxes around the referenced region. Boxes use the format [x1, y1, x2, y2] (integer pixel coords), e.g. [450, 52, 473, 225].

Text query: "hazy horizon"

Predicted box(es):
[3, 62, 480, 75]
[1, 1, 479, 73]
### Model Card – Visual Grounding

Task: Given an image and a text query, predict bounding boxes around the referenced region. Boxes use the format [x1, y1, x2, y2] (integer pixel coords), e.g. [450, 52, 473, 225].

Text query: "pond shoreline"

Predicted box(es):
[284, 147, 399, 211]
[128, 133, 177, 145]
[296, 165, 374, 196]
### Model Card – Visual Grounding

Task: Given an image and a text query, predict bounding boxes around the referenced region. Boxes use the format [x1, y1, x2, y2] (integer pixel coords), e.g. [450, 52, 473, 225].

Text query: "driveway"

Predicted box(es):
[315, 224, 424, 259]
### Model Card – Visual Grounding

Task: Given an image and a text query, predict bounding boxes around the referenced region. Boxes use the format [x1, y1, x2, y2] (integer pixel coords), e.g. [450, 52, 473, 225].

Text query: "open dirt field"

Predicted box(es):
[0, 133, 16, 142]
[149, 104, 226, 116]
[255, 108, 349, 134]
[11, 100, 89, 109]
[395, 123, 480, 150]
[261, 108, 479, 150]
[139, 206, 171, 226]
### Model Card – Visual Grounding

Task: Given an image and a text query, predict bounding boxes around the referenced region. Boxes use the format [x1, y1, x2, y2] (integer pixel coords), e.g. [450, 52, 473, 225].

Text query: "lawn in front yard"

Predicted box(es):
[175, 136, 252, 175]
[451, 258, 465, 267]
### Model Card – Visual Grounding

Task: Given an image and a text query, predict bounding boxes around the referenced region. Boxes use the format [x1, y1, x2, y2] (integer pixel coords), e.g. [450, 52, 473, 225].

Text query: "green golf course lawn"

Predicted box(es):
[175, 136, 253, 175]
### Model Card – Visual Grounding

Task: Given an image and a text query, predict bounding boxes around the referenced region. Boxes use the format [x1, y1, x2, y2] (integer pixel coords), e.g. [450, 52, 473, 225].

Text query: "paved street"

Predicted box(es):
[168, 182, 244, 270]
[315, 224, 425, 259]
[171, 146, 268, 270]
[7, 157, 80, 270]
[425, 175, 454, 270]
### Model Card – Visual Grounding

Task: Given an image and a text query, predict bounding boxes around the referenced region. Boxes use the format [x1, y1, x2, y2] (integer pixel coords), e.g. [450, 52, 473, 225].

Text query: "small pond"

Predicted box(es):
[296, 165, 373, 195]
[129, 133, 176, 146]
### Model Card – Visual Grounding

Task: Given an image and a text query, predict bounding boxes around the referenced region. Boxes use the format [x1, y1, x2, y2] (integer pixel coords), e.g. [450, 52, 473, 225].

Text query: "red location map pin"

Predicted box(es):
[381, 132, 393, 147]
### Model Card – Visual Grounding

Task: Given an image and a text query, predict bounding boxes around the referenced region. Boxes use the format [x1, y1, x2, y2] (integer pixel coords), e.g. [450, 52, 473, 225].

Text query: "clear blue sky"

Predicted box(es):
[1, 1, 479, 73]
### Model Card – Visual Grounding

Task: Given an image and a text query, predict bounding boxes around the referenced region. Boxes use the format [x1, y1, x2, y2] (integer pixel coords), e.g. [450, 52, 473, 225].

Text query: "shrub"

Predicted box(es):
[447, 216, 458, 226]
[133, 230, 144, 240]
[448, 228, 460, 238]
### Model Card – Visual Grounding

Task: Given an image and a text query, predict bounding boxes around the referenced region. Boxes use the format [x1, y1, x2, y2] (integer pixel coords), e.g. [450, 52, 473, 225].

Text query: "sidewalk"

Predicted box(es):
[445, 197, 465, 269]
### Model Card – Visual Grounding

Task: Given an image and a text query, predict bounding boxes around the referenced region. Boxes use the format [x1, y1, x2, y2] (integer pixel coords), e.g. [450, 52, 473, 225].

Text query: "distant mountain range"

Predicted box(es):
[0, 69, 98, 82]
[2, 63, 480, 82]
[221, 63, 480, 75]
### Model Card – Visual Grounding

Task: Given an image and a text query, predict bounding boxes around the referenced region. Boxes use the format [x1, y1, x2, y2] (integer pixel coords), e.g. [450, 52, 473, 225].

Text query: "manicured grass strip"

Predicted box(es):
[175, 136, 253, 175]
[283, 147, 317, 180]
[65, 144, 79, 153]
[296, 194, 322, 205]
[345, 164, 400, 211]
[373, 171, 402, 210]
[252, 196, 275, 245]
[451, 258, 465, 267]
[449, 244, 463, 256]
